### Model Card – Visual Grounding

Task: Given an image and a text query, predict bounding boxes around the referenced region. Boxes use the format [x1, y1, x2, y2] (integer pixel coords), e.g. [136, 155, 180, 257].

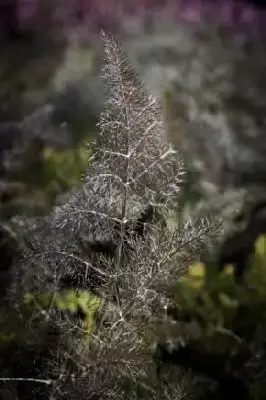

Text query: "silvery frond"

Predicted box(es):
[50, 31, 185, 270]
[84, 31, 184, 215]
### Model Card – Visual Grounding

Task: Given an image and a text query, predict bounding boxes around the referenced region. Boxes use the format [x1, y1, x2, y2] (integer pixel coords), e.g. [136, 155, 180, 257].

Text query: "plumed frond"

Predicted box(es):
[85, 31, 183, 218]
[53, 31, 184, 244]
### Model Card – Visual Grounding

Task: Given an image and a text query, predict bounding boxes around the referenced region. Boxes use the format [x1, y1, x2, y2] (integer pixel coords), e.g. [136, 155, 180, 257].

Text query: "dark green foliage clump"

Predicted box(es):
[218, 200, 266, 283]
[156, 234, 266, 399]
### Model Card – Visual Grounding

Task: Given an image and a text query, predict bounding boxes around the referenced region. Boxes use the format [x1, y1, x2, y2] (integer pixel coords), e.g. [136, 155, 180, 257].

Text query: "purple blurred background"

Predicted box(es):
[2, 0, 266, 43]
